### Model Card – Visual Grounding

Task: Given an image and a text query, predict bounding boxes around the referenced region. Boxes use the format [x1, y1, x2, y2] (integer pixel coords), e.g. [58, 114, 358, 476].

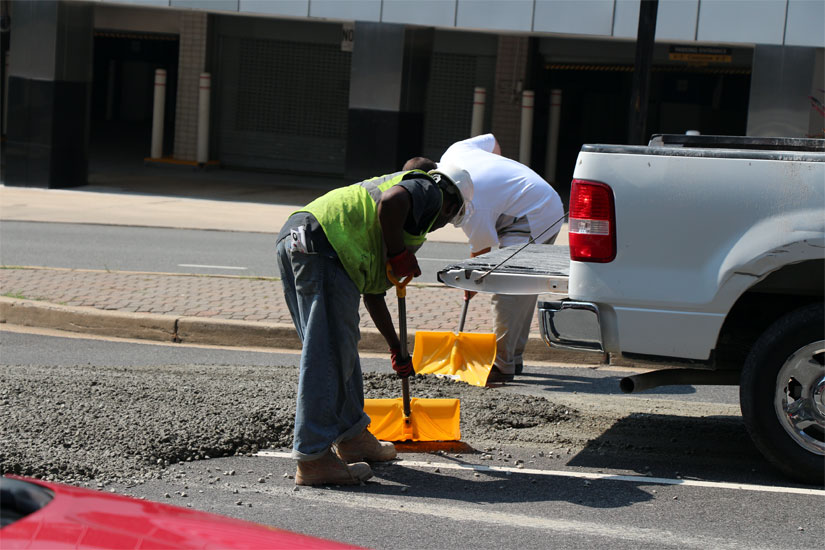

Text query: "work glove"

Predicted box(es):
[390, 347, 414, 378]
[388, 248, 421, 279]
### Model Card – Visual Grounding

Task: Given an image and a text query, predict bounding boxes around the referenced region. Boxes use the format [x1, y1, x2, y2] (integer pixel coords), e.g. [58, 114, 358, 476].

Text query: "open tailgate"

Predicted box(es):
[437, 244, 570, 295]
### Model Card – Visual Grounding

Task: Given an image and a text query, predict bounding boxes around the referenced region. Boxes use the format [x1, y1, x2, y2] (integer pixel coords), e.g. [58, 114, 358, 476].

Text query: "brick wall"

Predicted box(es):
[491, 36, 529, 160]
[173, 12, 207, 161]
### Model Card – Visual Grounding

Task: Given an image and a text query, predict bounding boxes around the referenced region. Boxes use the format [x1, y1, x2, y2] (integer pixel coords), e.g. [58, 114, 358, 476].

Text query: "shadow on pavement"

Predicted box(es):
[564, 412, 790, 485]
[367, 460, 655, 509]
[85, 123, 346, 205]
[518, 370, 698, 396]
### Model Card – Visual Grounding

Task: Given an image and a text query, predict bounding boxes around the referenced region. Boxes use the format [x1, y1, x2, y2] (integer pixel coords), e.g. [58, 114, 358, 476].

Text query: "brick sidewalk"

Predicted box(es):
[0, 267, 541, 335]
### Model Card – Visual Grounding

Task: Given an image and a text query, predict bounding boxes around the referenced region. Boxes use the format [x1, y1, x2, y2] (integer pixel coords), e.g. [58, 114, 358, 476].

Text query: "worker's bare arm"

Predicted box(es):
[363, 293, 401, 352]
[377, 186, 412, 255]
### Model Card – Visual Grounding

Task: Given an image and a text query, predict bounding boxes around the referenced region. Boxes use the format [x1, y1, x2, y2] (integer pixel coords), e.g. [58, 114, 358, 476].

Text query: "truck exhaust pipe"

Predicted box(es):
[620, 369, 740, 394]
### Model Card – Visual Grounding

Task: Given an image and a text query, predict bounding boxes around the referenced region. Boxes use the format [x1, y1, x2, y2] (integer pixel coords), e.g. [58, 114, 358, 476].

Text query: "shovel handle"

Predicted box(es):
[387, 263, 413, 419]
[401, 377, 411, 419]
[459, 294, 471, 333]
[386, 264, 411, 358]
[386, 264, 413, 299]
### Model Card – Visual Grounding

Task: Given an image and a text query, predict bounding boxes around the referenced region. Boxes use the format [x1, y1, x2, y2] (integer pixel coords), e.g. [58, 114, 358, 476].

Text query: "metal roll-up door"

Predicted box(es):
[219, 37, 350, 174]
[423, 52, 496, 160]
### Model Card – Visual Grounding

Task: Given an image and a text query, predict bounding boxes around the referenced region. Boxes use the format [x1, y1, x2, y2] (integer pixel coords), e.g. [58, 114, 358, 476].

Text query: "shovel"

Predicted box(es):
[363, 266, 461, 442]
[411, 295, 496, 387]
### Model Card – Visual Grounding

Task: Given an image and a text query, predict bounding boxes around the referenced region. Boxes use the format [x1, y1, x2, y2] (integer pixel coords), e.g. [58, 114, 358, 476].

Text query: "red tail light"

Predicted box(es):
[569, 180, 616, 263]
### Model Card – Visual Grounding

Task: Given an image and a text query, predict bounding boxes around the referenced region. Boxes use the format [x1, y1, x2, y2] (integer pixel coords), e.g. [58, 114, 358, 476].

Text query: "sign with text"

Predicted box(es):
[341, 23, 354, 52]
[669, 45, 732, 64]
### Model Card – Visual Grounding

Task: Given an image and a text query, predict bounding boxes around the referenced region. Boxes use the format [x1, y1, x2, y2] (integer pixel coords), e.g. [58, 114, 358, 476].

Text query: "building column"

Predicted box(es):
[173, 11, 207, 162]
[746, 45, 823, 138]
[345, 22, 434, 180]
[491, 36, 529, 160]
[5, 0, 93, 188]
[809, 49, 824, 138]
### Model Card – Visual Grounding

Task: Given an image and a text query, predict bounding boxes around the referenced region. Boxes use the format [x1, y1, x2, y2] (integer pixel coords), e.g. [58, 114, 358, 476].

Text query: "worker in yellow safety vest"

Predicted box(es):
[275, 162, 473, 486]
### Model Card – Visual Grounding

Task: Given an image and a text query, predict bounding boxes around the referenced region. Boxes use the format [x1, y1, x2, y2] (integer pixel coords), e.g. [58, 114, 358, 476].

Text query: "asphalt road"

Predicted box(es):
[2, 328, 822, 550]
[3, 219, 821, 548]
[0, 220, 471, 283]
[0, 325, 740, 405]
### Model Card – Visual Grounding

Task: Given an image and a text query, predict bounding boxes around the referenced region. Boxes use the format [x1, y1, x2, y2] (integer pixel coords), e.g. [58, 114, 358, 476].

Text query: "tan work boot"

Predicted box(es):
[334, 429, 397, 463]
[295, 450, 373, 486]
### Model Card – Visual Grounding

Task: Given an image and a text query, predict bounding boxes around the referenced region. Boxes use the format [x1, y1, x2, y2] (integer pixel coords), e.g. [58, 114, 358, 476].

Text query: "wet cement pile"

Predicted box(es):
[1, 365, 578, 485]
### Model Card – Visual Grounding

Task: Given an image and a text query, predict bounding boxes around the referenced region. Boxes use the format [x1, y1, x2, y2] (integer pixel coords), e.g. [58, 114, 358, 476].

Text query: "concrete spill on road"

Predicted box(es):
[1, 364, 755, 486]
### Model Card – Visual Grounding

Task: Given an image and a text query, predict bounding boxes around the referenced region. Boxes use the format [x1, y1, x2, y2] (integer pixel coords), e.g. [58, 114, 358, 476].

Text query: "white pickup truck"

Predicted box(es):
[439, 134, 825, 484]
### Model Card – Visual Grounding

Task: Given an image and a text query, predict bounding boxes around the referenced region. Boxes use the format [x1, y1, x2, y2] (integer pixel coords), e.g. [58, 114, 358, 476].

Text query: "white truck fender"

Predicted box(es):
[714, 209, 824, 310]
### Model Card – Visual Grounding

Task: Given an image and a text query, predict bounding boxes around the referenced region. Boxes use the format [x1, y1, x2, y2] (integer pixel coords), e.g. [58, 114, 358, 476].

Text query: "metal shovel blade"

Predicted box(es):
[364, 397, 460, 442]
[412, 331, 496, 387]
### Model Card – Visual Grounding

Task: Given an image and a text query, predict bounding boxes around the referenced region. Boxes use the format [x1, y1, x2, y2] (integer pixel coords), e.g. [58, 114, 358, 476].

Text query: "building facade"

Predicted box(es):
[2, 0, 823, 191]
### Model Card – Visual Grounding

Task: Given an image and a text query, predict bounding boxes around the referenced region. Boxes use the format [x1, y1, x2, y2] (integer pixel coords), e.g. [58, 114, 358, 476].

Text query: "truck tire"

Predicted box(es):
[740, 303, 824, 485]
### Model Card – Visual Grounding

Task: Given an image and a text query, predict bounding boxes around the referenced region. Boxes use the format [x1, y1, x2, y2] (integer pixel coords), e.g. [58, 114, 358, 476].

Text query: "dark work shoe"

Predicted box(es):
[485, 367, 515, 386]
[514, 362, 524, 375]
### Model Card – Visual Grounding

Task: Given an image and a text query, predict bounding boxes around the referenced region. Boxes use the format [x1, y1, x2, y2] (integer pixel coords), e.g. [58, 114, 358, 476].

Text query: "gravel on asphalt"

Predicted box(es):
[1, 363, 754, 486]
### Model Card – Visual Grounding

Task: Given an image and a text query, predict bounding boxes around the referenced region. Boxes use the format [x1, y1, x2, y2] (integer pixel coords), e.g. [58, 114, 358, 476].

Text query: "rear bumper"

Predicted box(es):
[538, 300, 604, 353]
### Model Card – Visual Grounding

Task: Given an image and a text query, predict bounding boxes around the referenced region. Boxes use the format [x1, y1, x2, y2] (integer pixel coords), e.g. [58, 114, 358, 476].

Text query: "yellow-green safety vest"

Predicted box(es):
[300, 170, 441, 294]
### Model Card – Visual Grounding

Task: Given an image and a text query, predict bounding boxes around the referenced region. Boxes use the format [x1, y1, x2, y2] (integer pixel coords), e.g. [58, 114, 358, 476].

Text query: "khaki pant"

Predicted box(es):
[491, 215, 558, 374]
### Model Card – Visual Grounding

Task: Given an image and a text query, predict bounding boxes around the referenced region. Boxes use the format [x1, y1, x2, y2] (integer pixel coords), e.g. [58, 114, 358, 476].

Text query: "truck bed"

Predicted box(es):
[437, 244, 570, 295]
[584, 134, 825, 162]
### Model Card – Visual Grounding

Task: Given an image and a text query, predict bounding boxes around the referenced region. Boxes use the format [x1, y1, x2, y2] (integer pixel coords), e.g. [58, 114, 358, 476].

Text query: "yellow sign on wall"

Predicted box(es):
[669, 46, 732, 64]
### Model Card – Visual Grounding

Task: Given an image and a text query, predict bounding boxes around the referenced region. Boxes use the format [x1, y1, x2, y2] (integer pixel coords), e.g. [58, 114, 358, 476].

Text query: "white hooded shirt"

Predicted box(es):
[440, 134, 564, 253]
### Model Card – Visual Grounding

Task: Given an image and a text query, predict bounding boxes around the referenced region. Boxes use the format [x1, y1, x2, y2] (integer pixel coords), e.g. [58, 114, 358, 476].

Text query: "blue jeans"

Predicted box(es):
[276, 237, 370, 460]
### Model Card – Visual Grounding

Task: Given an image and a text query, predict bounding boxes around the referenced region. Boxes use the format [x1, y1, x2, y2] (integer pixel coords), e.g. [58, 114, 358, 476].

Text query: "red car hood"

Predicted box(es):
[1, 476, 360, 549]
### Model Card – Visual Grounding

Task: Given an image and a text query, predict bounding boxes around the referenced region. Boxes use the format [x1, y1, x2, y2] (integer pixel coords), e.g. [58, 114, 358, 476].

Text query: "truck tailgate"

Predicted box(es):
[437, 244, 570, 295]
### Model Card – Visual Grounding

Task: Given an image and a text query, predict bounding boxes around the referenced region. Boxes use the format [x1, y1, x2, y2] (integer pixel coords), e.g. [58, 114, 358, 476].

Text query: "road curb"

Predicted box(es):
[0, 297, 605, 365]
[176, 317, 298, 348]
[0, 297, 176, 342]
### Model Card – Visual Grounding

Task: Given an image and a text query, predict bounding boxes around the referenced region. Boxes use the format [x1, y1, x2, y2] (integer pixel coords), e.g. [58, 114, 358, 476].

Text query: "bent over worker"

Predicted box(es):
[440, 133, 564, 385]
[275, 165, 473, 486]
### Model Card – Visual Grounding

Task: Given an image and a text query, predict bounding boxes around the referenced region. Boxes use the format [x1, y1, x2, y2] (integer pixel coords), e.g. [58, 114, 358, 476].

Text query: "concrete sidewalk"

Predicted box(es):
[0, 167, 583, 364]
[0, 266, 579, 362]
[0, 175, 469, 242]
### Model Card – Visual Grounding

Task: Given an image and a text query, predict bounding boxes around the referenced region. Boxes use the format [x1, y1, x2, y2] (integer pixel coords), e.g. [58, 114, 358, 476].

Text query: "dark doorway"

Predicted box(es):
[647, 69, 751, 137]
[531, 67, 633, 205]
[0, 1, 10, 171]
[90, 32, 179, 168]
[532, 64, 750, 205]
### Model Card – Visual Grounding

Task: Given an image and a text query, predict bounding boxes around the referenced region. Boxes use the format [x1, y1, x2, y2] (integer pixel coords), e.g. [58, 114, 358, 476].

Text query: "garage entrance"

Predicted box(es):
[90, 32, 179, 167]
[531, 63, 751, 202]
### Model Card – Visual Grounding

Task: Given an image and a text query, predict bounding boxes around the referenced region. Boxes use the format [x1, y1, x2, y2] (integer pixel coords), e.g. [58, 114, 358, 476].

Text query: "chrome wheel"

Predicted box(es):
[774, 341, 825, 456]
[740, 303, 824, 483]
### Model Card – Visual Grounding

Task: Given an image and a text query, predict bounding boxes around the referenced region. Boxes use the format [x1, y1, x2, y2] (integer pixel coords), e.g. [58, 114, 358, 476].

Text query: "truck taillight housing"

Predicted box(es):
[569, 179, 616, 263]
